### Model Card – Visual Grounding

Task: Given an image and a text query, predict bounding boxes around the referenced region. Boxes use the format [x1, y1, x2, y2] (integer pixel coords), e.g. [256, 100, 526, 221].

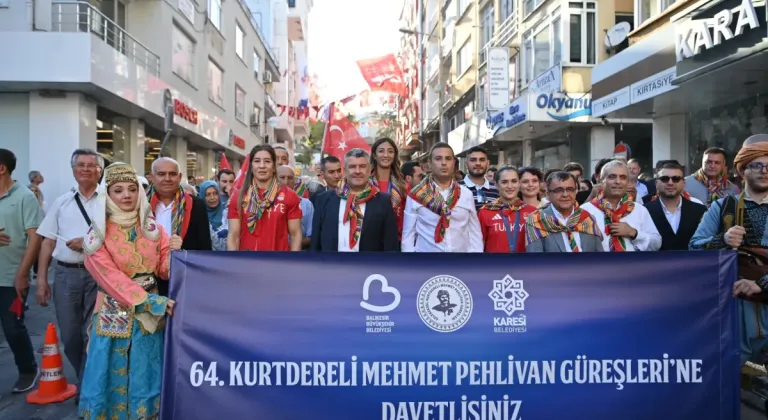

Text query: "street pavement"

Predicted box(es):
[2, 289, 768, 420]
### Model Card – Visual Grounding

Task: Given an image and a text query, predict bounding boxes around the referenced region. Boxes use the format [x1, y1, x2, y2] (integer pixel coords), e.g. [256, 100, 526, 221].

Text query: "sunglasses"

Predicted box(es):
[657, 176, 683, 183]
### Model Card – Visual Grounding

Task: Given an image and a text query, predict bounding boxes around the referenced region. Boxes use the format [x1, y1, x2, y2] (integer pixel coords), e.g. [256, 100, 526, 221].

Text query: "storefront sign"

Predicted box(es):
[228, 130, 246, 150]
[174, 99, 199, 125]
[535, 93, 591, 121]
[591, 87, 630, 118]
[675, 0, 760, 62]
[631, 67, 677, 104]
[487, 47, 510, 110]
[486, 97, 528, 134]
[528, 63, 561, 95]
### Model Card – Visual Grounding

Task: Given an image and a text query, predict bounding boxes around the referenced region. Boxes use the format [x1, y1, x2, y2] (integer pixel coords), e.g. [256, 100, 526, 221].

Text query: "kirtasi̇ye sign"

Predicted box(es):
[675, 0, 761, 62]
[161, 251, 739, 420]
[535, 93, 592, 121]
[486, 100, 527, 135]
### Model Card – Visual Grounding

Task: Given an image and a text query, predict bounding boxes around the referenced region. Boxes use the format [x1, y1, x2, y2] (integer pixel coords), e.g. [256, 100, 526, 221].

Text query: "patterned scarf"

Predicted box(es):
[525, 207, 601, 252]
[294, 178, 309, 199]
[147, 186, 187, 236]
[590, 192, 635, 252]
[337, 180, 379, 248]
[408, 175, 461, 243]
[241, 177, 280, 233]
[693, 168, 730, 205]
[371, 175, 404, 215]
[482, 197, 526, 212]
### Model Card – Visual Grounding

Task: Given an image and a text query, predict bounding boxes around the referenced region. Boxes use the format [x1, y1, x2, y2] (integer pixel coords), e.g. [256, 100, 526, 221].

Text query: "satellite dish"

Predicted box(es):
[605, 22, 631, 49]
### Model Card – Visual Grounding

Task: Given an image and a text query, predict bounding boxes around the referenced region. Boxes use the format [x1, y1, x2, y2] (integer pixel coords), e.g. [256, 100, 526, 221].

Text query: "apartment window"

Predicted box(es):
[480, 6, 494, 63]
[172, 25, 195, 85]
[479, 73, 486, 111]
[637, 0, 678, 28]
[524, 0, 545, 16]
[253, 50, 261, 79]
[235, 86, 245, 122]
[521, 11, 560, 85]
[251, 103, 262, 133]
[235, 23, 245, 60]
[208, 60, 224, 107]
[208, 0, 222, 31]
[458, 0, 470, 15]
[457, 41, 472, 77]
[500, 0, 514, 22]
[568, 2, 596, 65]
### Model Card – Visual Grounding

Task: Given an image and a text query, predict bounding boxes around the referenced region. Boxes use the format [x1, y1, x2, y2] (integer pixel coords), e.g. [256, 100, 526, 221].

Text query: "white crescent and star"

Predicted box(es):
[329, 125, 347, 150]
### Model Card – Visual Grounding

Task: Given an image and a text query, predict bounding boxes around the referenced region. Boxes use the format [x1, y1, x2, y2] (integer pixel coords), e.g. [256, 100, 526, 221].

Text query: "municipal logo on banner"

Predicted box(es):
[417, 275, 473, 333]
[489, 275, 529, 333]
[360, 274, 400, 334]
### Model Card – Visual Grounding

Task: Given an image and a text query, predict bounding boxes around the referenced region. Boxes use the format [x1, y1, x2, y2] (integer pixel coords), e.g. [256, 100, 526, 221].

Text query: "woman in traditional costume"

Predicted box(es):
[79, 162, 178, 420]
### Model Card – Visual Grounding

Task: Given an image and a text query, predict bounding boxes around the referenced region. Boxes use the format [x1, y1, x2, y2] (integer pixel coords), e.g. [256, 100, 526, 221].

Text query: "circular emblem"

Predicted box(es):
[417, 275, 473, 333]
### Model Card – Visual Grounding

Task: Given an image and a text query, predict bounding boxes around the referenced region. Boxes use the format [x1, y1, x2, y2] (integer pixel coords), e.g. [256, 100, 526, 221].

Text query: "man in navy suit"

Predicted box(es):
[311, 149, 399, 252]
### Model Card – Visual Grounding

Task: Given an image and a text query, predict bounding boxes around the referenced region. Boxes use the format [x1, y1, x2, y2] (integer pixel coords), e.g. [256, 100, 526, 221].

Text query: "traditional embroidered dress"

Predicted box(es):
[478, 198, 536, 252]
[525, 206, 601, 251]
[590, 192, 635, 252]
[147, 185, 193, 238]
[294, 178, 310, 199]
[692, 168, 732, 206]
[371, 175, 405, 235]
[79, 163, 172, 420]
[338, 180, 379, 248]
[408, 175, 461, 243]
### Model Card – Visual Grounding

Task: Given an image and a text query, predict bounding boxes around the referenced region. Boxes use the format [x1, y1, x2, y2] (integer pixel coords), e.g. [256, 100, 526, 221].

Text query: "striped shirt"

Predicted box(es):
[459, 175, 500, 211]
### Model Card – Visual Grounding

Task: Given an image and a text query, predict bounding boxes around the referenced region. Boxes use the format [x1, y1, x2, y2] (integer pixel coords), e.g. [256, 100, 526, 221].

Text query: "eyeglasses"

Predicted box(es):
[547, 187, 577, 195]
[657, 176, 683, 183]
[746, 162, 768, 173]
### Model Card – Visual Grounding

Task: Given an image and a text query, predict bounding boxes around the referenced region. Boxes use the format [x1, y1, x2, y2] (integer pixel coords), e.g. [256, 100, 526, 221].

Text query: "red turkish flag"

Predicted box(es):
[219, 153, 232, 171]
[356, 54, 406, 97]
[322, 103, 371, 161]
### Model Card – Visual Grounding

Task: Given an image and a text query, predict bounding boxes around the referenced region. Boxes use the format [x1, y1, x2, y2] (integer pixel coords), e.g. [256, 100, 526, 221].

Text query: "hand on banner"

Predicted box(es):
[66, 237, 84, 252]
[724, 225, 745, 248]
[14, 269, 29, 301]
[166, 299, 175, 316]
[734, 279, 761, 297]
[170, 235, 183, 251]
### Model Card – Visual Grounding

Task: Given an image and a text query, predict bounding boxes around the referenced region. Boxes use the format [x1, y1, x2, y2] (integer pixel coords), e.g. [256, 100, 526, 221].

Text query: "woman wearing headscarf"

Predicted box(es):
[79, 162, 179, 420]
[200, 180, 228, 251]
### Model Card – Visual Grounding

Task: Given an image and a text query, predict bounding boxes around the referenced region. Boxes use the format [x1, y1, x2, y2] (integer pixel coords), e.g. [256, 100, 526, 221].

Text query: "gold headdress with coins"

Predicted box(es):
[105, 162, 139, 188]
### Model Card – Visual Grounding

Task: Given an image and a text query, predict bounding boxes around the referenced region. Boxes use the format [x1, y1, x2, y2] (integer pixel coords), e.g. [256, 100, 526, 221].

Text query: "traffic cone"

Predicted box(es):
[27, 323, 77, 404]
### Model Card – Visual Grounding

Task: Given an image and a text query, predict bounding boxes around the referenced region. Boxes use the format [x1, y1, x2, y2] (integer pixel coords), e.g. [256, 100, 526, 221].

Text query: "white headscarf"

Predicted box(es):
[84, 162, 160, 255]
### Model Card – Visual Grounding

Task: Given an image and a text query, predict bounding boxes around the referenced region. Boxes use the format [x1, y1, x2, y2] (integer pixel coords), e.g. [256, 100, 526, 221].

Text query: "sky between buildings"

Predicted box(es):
[307, 0, 403, 104]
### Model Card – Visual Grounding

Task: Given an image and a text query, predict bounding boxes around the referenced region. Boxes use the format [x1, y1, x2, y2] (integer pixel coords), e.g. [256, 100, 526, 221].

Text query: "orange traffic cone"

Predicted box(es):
[27, 323, 77, 404]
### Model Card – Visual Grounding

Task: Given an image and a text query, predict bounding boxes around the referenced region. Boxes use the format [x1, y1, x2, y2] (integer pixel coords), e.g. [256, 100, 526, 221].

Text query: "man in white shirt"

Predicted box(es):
[402, 143, 483, 252]
[35, 149, 103, 400]
[582, 160, 662, 252]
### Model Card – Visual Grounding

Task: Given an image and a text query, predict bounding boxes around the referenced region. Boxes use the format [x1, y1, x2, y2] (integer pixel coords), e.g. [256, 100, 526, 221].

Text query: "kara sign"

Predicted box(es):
[174, 98, 199, 125]
[534, 93, 592, 121]
[675, 0, 761, 62]
[487, 47, 510, 110]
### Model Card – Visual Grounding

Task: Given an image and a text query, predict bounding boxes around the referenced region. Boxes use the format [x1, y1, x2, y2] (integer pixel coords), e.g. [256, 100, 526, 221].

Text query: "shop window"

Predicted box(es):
[208, 60, 224, 107]
[521, 9, 560, 86]
[172, 25, 195, 85]
[253, 50, 261, 80]
[235, 85, 246, 122]
[457, 40, 472, 78]
[235, 23, 245, 61]
[568, 1, 596, 65]
[208, 0, 222, 31]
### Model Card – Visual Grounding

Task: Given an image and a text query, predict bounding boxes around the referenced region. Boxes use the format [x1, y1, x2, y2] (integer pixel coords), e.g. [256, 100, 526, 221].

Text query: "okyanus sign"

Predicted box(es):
[161, 251, 739, 420]
[675, 0, 761, 62]
[535, 93, 592, 121]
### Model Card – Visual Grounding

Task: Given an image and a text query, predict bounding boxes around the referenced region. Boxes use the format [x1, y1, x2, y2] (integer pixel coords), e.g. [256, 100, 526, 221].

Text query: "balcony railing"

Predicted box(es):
[478, 40, 491, 65]
[493, 11, 519, 48]
[51, 1, 160, 76]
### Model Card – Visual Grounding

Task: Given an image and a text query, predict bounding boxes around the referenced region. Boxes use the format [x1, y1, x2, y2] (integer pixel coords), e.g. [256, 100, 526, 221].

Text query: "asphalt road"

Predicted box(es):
[2, 286, 768, 420]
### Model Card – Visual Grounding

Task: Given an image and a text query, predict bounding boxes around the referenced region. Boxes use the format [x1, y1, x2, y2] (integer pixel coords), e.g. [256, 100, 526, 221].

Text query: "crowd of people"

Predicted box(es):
[0, 134, 766, 419]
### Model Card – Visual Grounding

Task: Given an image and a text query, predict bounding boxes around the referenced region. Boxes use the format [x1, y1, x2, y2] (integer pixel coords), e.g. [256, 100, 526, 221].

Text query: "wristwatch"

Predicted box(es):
[630, 229, 638, 240]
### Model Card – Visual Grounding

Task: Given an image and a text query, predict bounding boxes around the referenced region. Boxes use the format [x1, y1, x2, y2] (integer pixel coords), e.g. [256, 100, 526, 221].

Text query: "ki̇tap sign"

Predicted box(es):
[675, 0, 761, 62]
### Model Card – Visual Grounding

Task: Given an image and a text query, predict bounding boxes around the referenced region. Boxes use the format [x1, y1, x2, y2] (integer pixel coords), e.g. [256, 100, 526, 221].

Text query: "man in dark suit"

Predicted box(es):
[644, 162, 707, 251]
[311, 148, 399, 252]
[149, 157, 212, 296]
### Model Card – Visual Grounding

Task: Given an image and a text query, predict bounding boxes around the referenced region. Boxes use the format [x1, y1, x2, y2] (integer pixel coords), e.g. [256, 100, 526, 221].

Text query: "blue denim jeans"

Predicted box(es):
[0, 286, 37, 375]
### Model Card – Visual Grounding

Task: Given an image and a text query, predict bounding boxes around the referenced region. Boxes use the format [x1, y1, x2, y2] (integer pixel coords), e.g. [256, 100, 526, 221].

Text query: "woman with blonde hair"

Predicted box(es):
[79, 162, 179, 420]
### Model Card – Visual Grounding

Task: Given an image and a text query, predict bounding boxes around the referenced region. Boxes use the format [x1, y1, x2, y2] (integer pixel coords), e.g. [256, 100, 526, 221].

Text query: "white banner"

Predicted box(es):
[486, 47, 510, 111]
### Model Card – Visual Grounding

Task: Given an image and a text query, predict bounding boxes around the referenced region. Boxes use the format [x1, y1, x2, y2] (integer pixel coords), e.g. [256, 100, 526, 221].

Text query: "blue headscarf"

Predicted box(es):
[200, 180, 224, 230]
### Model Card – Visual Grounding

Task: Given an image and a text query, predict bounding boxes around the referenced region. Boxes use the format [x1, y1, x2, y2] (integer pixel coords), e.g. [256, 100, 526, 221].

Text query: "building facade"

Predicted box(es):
[0, 0, 282, 200]
[591, 0, 767, 178]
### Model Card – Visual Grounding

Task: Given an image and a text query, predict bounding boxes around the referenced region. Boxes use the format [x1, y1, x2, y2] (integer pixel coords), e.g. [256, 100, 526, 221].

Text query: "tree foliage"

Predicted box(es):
[295, 120, 326, 166]
[369, 110, 397, 139]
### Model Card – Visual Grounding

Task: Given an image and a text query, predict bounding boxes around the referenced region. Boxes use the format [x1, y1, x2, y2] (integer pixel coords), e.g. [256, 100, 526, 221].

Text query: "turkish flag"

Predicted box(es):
[322, 103, 371, 161]
[219, 153, 232, 171]
[356, 54, 406, 97]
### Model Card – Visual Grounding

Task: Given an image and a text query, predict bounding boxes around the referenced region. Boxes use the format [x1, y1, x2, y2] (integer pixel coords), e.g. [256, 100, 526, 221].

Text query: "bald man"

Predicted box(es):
[277, 165, 314, 249]
[149, 157, 212, 296]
